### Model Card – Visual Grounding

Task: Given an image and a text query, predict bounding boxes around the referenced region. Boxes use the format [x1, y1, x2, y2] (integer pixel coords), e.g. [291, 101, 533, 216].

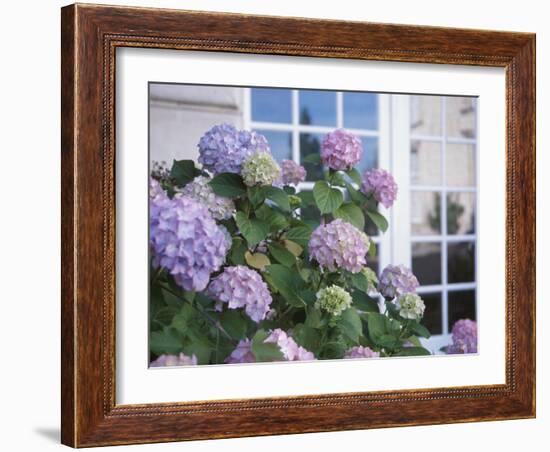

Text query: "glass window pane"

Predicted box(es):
[411, 191, 441, 235]
[412, 242, 442, 285]
[357, 137, 378, 174]
[446, 143, 476, 187]
[411, 140, 441, 186]
[447, 192, 476, 235]
[343, 92, 378, 130]
[447, 242, 476, 283]
[366, 243, 379, 274]
[251, 88, 292, 123]
[446, 96, 476, 139]
[410, 95, 441, 136]
[299, 90, 336, 126]
[254, 130, 292, 163]
[448, 290, 477, 331]
[300, 132, 324, 181]
[420, 292, 442, 335]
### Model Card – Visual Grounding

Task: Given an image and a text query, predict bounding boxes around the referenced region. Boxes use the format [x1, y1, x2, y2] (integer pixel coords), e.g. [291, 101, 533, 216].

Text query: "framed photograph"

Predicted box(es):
[61, 3, 536, 447]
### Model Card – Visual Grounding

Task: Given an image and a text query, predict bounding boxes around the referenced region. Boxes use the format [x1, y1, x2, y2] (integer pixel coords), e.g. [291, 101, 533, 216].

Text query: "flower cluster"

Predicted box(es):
[378, 264, 419, 299]
[361, 267, 379, 296]
[180, 175, 235, 220]
[198, 123, 270, 175]
[361, 168, 398, 208]
[344, 346, 380, 359]
[150, 353, 197, 367]
[321, 129, 363, 170]
[280, 159, 306, 185]
[397, 293, 426, 320]
[150, 186, 230, 292]
[241, 152, 281, 187]
[446, 319, 478, 354]
[207, 266, 273, 323]
[309, 219, 370, 273]
[315, 285, 352, 316]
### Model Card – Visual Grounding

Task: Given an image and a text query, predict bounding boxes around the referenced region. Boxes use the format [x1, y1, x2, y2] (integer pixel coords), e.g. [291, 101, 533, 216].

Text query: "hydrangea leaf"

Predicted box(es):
[264, 264, 306, 307]
[297, 190, 315, 206]
[368, 240, 377, 257]
[407, 335, 423, 347]
[229, 237, 247, 265]
[235, 212, 269, 247]
[262, 186, 290, 212]
[394, 346, 431, 357]
[351, 291, 380, 313]
[255, 204, 289, 232]
[292, 324, 321, 353]
[149, 328, 183, 355]
[334, 202, 365, 230]
[267, 243, 296, 268]
[410, 321, 431, 339]
[244, 251, 271, 271]
[285, 226, 313, 247]
[283, 239, 303, 257]
[366, 312, 388, 342]
[345, 181, 369, 205]
[338, 308, 363, 343]
[251, 330, 285, 362]
[348, 271, 370, 293]
[209, 172, 247, 198]
[346, 168, 362, 185]
[182, 337, 212, 364]
[313, 181, 344, 214]
[220, 310, 248, 340]
[170, 160, 201, 187]
[366, 209, 389, 233]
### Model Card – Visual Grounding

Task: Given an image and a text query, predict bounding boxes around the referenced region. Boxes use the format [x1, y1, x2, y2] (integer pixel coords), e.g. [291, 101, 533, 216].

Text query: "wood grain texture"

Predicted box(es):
[60, 3, 536, 447]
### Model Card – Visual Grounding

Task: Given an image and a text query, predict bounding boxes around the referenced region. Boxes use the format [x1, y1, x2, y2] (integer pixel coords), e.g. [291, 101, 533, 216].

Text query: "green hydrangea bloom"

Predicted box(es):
[397, 293, 425, 320]
[315, 285, 352, 316]
[361, 266, 379, 293]
[241, 152, 281, 187]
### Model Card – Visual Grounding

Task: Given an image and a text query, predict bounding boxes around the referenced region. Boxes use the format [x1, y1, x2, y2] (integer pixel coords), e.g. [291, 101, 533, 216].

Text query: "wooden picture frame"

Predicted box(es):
[61, 3, 536, 447]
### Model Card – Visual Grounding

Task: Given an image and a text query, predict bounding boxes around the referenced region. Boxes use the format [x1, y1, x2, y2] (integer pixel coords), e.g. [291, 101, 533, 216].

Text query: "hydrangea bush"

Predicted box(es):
[149, 122, 447, 366]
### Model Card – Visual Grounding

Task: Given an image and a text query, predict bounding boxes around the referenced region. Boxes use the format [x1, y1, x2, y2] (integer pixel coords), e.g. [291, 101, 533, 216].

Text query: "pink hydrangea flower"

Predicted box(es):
[224, 339, 256, 364]
[344, 346, 380, 359]
[280, 159, 306, 185]
[361, 168, 398, 208]
[150, 353, 197, 367]
[321, 129, 363, 170]
[446, 319, 478, 354]
[378, 264, 419, 299]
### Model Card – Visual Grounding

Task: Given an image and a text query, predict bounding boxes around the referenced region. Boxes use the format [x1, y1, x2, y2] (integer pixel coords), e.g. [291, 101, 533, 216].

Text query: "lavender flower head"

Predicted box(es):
[179, 175, 235, 220]
[361, 168, 398, 208]
[378, 264, 419, 299]
[150, 353, 197, 367]
[344, 346, 380, 359]
[447, 319, 478, 354]
[280, 159, 306, 185]
[224, 339, 256, 364]
[198, 124, 271, 175]
[397, 293, 425, 320]
[309, 219, 370, 273]
[150, 191, 230, 292]
[207, 265, 273, 323]
[241, 151, 281, 187]
[315, 285, 352, 316]
[320, 129, 363, 171]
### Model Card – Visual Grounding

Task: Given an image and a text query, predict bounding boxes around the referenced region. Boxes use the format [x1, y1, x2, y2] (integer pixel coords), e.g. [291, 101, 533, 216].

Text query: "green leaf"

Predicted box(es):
[292, 324, 321, 353]
[351, 291, 380, 313]
[297, 190, 315, 206]
[229, 237, 247, 265]
[345, 182, 369, 205]
[313, 181, 343, 214]
[346, 168, 362, 185]
[151, 306, 179, 327]
[268, 243, 296, 268]
[411, 322, 431, 339]
[302, 153, 322, 164]
[255, 204, 289, 232]
[304, 307, 323, 328]
[170, 160, 200, 187]
[375, 334, 401, 349]
[265, 264, 306, 307]
[349, 271, 370, 293]
[209, 173, 247, 198]
[285, 226, 312, 247]
[368, 240, 377, 257]
[366, 209, 389, 233]
[251, 330, 285, 362]
[394, 347, 431, 357]
[367, 312, 388, 341]
[247, 186, 266, 207]
[262, 186, 290, 212]
[182, 337, 212, 364]
[338, 308, 363, 343]
[220, 310, 248, 340]
[283, 239, 303, 257]
[235, 212, 269, 247]
[407, 335, 422, 347]
[334, 202, 365, 230]
[245, 251, 271, 270]
[149, 328, 182, 355]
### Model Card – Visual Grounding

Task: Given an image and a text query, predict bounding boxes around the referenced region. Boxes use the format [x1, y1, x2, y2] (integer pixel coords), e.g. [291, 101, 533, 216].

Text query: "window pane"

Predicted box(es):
[448, 290, 477, 331]
[366, 243, 379, 274]
[299, 90, 336, 126]
[446, 143, 476, 187]
[420, 292, 442, 335]
[343, 92, 378, 130]
[446, 96, 476, 139]
[357, 137, 378, 174]
[447, 192, 476, 235]
[254, 130, 292, 163]
[447, 242, 476, 283]
[411, 191, 441, 235]
[410, 95, 441, 136]
[251, 88, 291, 123]
[411, 140, 441, 186]
[412, 242, 442, 285]
[300, 132, 324, 181]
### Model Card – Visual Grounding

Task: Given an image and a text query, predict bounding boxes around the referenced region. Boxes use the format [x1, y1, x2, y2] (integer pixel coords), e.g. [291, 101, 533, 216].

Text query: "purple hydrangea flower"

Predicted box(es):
[207, 266, 273, 323]
[360, 168, 398, 208]
[150, 189, 230, 292]
[224, 330, 315, 363]
[197, 124, 270, 175]
[378, 264, 419, 299]
[309, 219, 370, 273]
[179, 175, 235, 220]
[344, 346, 380, 359]
[150, 353, 197, 367]
[446, 319, 478, 354]
[280, 159, 306, 185]
[321, 129, 363, 171]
